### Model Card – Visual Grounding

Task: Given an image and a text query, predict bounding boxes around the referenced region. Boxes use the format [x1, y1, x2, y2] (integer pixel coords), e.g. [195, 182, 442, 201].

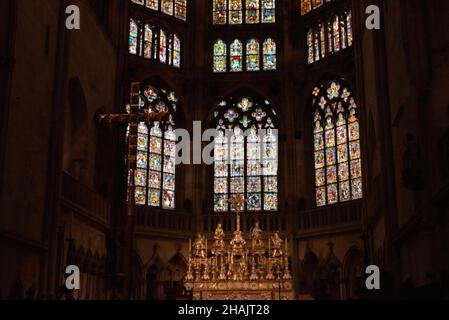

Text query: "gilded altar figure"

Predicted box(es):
[193, 233, 206, 259]
[251, 221, 264, 249]
[230, 230, 246, 252]
[271, 232, 283, 258]
[213, 223, 225, 253]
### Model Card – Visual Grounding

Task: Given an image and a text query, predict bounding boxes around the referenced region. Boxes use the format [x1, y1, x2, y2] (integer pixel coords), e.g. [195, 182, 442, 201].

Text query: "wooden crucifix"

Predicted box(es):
[98, 83, 169, 299]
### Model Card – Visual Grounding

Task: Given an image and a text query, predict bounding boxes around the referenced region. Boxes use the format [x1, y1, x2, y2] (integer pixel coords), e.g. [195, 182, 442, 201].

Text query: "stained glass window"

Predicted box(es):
[263, 38, 276, 70]
[246, 39, 260, 71]
[213, 95, 278, 212]
[312, 80, 363, 207]
[214, 39, 227, 73]
[246, 0, 260, 24]
[146, 0, 159, 10]
[213, 0, 228, 24]
[300, 0, 332, 15]
[213, 0, 274, 25]
[159, 30, 167, 63]
[172, 34, 181, 68]
[161, 0, 174, 15]
[306, 10, 353, 64]
[262, 0, 276, 23]
[230, 39, 243, 72]
[175, 0, 187, 20]
[213, 38, 276, 73]
[129, 19, 182, 69]
[129, 19, 139, 54]
[143, 24, 154, 58]
[132, 0, 188, 21]
[128, 84, 178, 209]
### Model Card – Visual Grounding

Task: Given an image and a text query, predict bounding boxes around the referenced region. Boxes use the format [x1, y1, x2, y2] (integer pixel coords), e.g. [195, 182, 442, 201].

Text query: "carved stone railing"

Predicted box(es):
[61, 172, 111, 226]
[135, 207, 192, 234]
[296, 200, 362, 231]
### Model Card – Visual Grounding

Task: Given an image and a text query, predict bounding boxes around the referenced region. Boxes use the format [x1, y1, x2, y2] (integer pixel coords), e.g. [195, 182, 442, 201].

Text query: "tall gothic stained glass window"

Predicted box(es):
[213, 38, 276, 73]
[128, 83, 178, 209]
[129, 19, 139, 54]
[229, 0, 243, 24]
[246, 0, 260, 24]
[172, 34, 181, 68]
[213, 95, 278, 212]
[306, 10, 353, 64]
[159, 30, 167, 63]
[312, 80, 362, 207]
[263, 38, 276, 70]
[214, 39, 227, 73]
[246, 39, 260, 71]
[213, 0, 228, 24]
[262, 0, 276, 23]
[129, 20, 182, 69]
[230, 39, 243, 72]
[161, 0, 174, 15]
[174, 0, 187, 20]
[213, 0, 275, 25]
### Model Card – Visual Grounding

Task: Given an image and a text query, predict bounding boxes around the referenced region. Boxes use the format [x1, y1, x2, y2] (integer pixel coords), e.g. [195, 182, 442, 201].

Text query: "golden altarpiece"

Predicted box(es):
[184, 195, 295, 300]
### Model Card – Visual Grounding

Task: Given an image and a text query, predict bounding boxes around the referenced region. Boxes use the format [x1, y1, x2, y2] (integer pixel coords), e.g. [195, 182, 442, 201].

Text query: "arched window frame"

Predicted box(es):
[305, 9, 353, 64]
[230, 39, 243, 72]
[246, 38, 260, 71]
[213, 39, 228, 73]
[262, 38, 277, 71]
[129, 19, 182, 69]
[312, 80, 363, 207]
[213, 96, 279, 213]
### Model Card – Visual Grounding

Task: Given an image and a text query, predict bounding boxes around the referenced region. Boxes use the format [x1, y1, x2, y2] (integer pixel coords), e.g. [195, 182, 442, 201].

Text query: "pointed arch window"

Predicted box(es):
[129, 19, 139, 54]
[214, 39, 227, 73]
[306, 10, 353, 64]
[128, 84, 178, 209]
[129, 20, 182, 69]
[246, 39, 260, 71]
[230, 39, 243, 72]
[172, 34, 181, 68]
[312, 80, 363, 207]
[263, 38, 276, 70]
[213, 96, 278, 212]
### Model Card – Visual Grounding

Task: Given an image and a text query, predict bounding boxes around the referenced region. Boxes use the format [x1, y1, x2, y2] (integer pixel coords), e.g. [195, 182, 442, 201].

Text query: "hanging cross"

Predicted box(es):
[97, 83, 169, 299]
[228, 194, 246, 232]
[98, 91, 169, 216]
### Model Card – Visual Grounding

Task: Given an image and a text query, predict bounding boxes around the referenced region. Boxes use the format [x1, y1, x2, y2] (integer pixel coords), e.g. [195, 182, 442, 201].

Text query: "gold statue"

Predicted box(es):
[270, 232, 283, 258]
[251, 221, 264, 249]
[193, 233, 206, 259]
[213, 223, 225, 252]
